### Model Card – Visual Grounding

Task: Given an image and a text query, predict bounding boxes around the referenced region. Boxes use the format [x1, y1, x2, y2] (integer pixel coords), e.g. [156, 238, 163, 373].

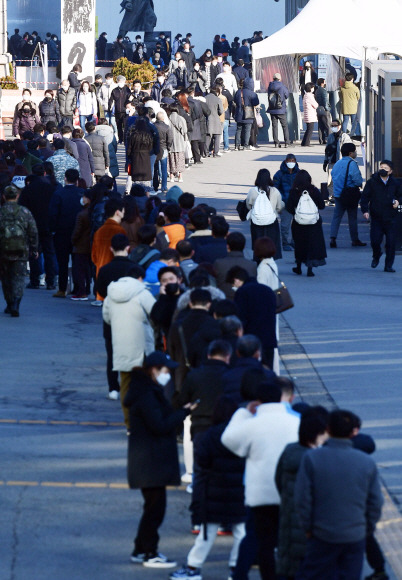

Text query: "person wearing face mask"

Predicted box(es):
[315, 78, 331, 145]
[273, 154, 300, 251]
[109, 75, 132, 143]
[68, 63, 82, 91]
[275, 406, 329, 580]
[99, 73, 117, 133]
[57, 80, 77, 127]
[14, 88, 37, 119]
[301, 83, 318, 147]
[12, 102, 40, 138]
[180, 42, 196, 73]
[96, 32, 108, 62]
[39, 90, 61, 127]
[329, 142, 365, 248]
[323, 119, 351, 203]
[113, 34, 126, 61]
[361, 160, 402, 272]
[299, 60, 317, 96]
[70, 189, 94, 300]
[132, 43, 148, 64]
[77, 81, 98, 131]
[102, 268, 156, 427]
[123, 352, 196, 569]
[174, 59, 189, 90]
[150, 73, 168, 103]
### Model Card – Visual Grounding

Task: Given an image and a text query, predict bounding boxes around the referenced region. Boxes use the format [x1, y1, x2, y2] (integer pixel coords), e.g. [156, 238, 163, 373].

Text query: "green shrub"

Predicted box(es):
[0, 76, 18, 89]
[112, 58, 155, 88]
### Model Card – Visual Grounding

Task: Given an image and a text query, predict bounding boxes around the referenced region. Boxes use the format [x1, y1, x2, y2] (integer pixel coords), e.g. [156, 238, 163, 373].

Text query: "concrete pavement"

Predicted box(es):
[1, 134, 401, 579]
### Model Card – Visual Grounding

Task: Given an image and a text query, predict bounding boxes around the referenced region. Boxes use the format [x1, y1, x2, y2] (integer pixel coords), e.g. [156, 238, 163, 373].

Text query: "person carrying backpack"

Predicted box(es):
[286, 170, 326, 277]
[245, 168, 284, 259]
[268, 73, 290, 148]
[0, 185, 38, 317]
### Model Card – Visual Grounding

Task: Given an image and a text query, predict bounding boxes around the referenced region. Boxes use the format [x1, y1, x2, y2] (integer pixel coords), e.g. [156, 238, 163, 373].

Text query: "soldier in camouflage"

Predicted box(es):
[0, 185, 38, 317]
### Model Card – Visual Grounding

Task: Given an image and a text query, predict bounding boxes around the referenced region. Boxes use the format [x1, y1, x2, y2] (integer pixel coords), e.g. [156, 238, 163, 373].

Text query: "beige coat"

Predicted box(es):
[340, 81, 360, 115]
[245, 186, 284, 214]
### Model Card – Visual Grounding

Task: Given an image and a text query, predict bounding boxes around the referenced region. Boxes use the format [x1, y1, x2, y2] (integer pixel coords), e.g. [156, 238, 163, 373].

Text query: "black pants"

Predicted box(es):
[366, 532, 385, 572]
[271, 113, 290, 145]
[115, 112, 126, 143]
[317, 112, 331, 144]
[29, 231, 56, 287]
[72, 253, 91, 296]
[371, 218, 396, 268]
[104, 334, 120, 392]
[53, 232, 73, 293]
[232, 507, 258, 580]
[252, 504, 279, 580]
[301, 122, 314, 146]
[262, 347, 275, 371]
[134, 486, 166, 555]
[191, 140, 202, 163]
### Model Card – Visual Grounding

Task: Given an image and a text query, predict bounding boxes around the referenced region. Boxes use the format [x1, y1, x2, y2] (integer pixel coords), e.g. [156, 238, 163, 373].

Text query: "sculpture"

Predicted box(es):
[118, 0, 157, 36]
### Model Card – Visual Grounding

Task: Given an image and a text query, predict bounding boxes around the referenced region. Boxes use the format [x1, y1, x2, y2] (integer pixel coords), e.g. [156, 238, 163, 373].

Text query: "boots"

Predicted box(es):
[4, 302, 11, 314]
[10, 298, 21, 317]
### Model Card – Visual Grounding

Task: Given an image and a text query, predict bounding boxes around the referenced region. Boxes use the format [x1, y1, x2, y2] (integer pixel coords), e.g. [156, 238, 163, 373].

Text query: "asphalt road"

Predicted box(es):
[1, 134, 400, 579]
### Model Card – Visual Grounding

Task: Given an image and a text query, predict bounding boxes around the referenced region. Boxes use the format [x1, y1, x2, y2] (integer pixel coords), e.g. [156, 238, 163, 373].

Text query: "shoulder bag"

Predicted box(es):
[241, 90, 255, 120]
[339, 159, 361, 208]
[267, 263, 294, 314]
[236, 199, 248, 221]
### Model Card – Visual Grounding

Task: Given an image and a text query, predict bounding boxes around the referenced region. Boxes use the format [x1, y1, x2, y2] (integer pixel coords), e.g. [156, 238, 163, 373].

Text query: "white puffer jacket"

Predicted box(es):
[221, 403, 300, 507]
[102, 277, 156, 372]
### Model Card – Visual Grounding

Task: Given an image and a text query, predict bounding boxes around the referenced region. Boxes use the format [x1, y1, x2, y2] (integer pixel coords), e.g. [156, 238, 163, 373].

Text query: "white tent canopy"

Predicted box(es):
[252, 0, 402, 62]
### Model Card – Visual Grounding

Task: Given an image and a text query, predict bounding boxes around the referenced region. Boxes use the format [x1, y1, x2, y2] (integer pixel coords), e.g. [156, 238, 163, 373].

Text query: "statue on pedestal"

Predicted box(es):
[118, 0, 157, 36]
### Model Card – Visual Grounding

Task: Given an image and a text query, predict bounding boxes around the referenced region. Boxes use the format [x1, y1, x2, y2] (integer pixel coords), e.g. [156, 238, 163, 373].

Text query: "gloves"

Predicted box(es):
[323, 161, 328, 172]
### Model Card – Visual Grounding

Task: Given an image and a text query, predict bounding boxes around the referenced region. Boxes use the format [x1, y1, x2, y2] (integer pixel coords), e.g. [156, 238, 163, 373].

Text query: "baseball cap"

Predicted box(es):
[144, 352, 178, 369]
[11, 175, 27, 189]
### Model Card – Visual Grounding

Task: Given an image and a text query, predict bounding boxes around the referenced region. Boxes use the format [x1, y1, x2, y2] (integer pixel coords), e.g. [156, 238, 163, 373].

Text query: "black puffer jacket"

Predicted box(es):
[39, 98, 61, 125]
[275, 442, 309, 577]
[196, 422, 246, 526]
[57, 88, 77, 118]
[85, 132, 110, 176]
[125, 369, 188, 489]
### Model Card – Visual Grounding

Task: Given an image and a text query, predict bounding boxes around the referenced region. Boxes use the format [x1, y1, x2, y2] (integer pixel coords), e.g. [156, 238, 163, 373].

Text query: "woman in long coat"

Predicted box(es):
[126, 118, 154, 187]
[245, 168, 284, 259]
[95, 118, 119, 181]
[286, 170, 326, 277]
[233, 78, 259, 150]
[71, 127, 95, 188]
[301, 83, 318, 147]
[205, 88, 223, 157]
[125, 352, 192, 567]
[167, 105, 187, 183]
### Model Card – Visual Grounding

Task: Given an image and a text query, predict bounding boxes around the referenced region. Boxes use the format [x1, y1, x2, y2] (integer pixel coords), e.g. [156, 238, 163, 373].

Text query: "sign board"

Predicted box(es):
[61, 0, 96, 83]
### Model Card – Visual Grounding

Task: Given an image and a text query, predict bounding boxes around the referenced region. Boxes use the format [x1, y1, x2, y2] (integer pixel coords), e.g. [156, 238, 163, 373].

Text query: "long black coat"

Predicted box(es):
[125, 369, 188, 489]
[196, 422, 246, 525]
[275, 442, 309, 577]
[286, 187, 327, 267]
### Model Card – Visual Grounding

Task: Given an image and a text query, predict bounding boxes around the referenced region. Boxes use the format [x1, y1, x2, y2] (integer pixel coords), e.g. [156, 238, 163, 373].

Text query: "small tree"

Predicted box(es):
[112, 58, 155, 88]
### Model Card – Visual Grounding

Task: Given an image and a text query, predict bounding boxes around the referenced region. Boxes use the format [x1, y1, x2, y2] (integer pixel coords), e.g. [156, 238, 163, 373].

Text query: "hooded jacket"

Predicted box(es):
[340, 80, 360, 115]
[234, 78, 259, 124]
[273, 160, 300, 203]
[268, 80, 289, 115]
[102, 276, 156, 371]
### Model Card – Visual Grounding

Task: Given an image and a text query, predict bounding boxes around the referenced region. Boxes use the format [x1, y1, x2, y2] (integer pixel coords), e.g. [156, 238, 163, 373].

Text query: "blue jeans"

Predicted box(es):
[235, 122, 252, 148]
[158, 154, 168, 191]
[105, 112, 117, 134]
[79, 114, 93, 131]
[296, 537, 365, 580]
[330, 198, 358, 242]
[342, 114, 357, 135]
[223, 119, 229, 150]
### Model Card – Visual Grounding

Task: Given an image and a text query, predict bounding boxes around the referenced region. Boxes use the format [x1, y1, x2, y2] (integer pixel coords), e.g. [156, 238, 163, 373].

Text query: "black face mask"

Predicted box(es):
[379, 169, 388, 178]
[23, 109, 30, 114]
[165, 283, 179, 296]
[45, 96, 52, 101]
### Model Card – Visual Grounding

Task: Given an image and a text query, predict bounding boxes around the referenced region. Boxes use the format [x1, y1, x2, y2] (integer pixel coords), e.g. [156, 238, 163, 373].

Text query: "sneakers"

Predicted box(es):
[130, 551, 145, 563]
[223, 149, 231, 153]
[108, 390, 119, 400]
[249, 145, 255, 150]
[191, 525, 200, 535]
[178, 177, 183, 182]
[91, 300, 103, 307]
[181, 472, 192, 484]
[53, 290, 66, 298]
[71, 295, 89, 301]
[143, 553, 177, 568]
[170, 565, 202, 579]
[217, 525, 232, 536]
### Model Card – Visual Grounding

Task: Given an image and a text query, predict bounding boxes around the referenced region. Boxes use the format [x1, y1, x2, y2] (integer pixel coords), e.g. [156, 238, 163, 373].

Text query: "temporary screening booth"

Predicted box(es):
[252, 0, 402, 142]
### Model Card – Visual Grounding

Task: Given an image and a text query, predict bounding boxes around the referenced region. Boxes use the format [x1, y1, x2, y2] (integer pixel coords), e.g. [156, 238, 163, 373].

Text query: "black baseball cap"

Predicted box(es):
[144, 352, 178, 369]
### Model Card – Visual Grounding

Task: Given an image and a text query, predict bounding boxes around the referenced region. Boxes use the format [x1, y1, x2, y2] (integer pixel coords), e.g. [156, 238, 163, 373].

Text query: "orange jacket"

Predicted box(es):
[162, 223, 186, 248]
[92, 218, 126, 272]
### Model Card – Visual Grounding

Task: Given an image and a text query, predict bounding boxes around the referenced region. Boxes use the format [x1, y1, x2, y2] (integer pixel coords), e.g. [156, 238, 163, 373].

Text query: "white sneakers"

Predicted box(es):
[108, 390, 119, 400]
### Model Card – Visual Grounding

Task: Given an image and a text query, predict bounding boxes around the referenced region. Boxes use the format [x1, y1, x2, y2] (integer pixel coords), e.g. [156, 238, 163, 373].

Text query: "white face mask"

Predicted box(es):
[156, 372, 171, 386]
[157, 77, 164, 83]
[23, 95, 30, 101]
[80, 197, 86, 206]
[286, 162, 296, 169]
[118, 82, 125, 88]
[231, 286, 238, 293]
[61, 85, 68, 91]
[331, 126, 339, 133]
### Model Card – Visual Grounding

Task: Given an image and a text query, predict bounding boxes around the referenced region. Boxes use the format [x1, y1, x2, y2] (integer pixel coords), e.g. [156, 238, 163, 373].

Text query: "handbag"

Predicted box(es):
[241, 90, 255, 120]
[316, 105, 326, 116]
[255, 109, 264, 128]
[339, 159, 361, 208]
[267, 263, 294, 314]
[236, 199, 248, 221]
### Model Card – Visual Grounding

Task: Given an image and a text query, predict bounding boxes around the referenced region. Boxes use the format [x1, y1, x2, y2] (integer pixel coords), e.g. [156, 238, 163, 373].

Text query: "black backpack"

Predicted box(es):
[268, 90, 283, 111]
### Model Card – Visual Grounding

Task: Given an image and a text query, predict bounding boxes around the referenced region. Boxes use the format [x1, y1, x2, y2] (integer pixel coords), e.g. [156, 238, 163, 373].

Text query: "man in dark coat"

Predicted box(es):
[168, 288, 221, 393]
[109, 75, 132, 143]
[234, 78, 259, 150]
[48, 168, 84, 297]
[315, 78, 331, 144]
[194, 215, 229, 264]
[112, 35, 125, 60]
[180, 42, 196, 72]
[97, 233, 139, 399]
[58, 80, 77, 127]
[213, 232, 257, 299]
[268, 72, 290, 148]
[19, 165, 58, 290]
[85, 122, 110, 180]
[273, 154, 300, 250]
[226, 266, 277, 370]
[361, 159, 402, 272]
[96, 32, 108, 62]
[9, 29, 22, 58]
[232, 59, 249, 83]
[222, 334, 275, 405]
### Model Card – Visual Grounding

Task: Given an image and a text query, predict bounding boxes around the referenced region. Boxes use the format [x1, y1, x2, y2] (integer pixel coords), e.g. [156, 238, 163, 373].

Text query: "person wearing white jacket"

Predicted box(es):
[216, 62, 238, 97]
[77, 81, 98, 131]
[102, 275, 156, 428]
[221, 383, 299, 580]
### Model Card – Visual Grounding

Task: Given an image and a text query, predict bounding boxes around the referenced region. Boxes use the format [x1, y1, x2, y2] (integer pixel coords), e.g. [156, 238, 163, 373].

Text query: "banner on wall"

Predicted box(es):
[61, 0, 96, 83]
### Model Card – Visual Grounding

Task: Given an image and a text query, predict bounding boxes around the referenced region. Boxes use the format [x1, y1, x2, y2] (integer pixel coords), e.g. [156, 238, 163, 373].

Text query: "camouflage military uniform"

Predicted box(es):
[49, 149, 80, 186]
[0, 201, 38, 312]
